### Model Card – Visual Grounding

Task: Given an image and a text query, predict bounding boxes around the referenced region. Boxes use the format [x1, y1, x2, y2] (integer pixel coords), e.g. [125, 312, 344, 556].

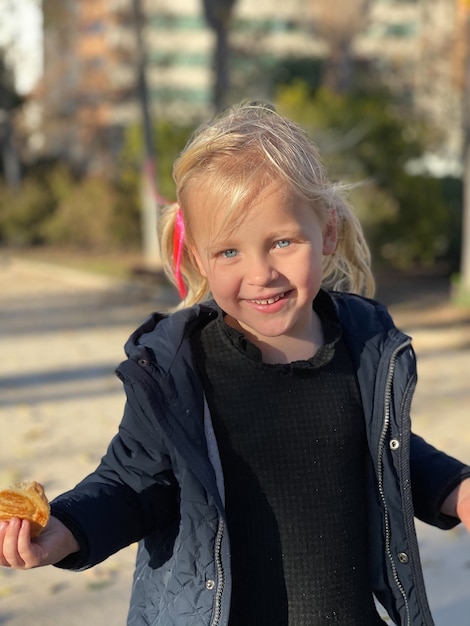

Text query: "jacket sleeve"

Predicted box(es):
[410, 432, 470, 529]
[50, 394, 179, 570]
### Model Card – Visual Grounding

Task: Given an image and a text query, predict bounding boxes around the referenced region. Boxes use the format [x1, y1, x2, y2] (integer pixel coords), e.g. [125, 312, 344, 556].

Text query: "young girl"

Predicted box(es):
[1, 102, 470, 626]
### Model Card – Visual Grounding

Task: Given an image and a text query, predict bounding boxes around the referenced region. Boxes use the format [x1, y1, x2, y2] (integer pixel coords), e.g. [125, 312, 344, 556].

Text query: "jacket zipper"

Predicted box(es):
[377, 339, 412, 626]
[210, 516, 225, 626]
[399, 390, 435, 626]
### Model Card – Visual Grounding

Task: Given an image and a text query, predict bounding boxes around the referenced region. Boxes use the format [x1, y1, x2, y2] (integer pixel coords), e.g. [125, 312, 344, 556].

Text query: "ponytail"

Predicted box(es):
[321, 191, 375, 297]
[158, 203, 210, 308]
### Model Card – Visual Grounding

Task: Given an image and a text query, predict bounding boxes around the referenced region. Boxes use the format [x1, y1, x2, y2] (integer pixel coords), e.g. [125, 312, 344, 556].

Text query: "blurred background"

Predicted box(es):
[1, 2, 470, 625]
[0, 0, 469, 296]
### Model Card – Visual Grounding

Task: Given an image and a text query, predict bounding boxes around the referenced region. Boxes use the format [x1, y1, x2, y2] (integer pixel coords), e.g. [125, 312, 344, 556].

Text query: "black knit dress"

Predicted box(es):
[192, 292, 385, 626]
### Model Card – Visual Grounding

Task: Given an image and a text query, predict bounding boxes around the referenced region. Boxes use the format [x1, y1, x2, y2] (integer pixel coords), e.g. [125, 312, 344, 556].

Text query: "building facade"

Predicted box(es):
[29, 0, 464, 173]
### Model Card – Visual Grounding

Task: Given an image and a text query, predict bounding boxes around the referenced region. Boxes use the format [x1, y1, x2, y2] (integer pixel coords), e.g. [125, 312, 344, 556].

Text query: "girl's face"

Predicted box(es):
[190, 181, 337, 354]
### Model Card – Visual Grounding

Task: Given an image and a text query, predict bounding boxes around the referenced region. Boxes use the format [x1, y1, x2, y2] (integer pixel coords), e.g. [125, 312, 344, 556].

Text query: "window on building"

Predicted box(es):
[82, 20, 105, 34]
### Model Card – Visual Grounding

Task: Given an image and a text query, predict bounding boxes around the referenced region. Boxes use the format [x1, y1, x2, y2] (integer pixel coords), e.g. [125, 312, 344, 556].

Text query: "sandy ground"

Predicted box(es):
[0, 255, 469, 626]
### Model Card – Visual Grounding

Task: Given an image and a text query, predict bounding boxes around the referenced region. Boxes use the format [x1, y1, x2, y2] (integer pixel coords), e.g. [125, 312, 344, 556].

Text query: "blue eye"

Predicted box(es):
[276, 239, 291, 248]
[222, 249, 238, 258]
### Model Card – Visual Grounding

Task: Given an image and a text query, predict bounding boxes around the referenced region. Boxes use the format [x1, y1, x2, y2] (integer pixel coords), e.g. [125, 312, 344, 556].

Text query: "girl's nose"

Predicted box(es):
[246, 256, 279, 286]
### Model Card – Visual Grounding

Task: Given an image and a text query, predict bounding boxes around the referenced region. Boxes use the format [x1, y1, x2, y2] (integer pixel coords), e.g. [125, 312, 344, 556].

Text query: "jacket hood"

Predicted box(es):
[330, 291, 409, 349]
[124, 301, 219, 375]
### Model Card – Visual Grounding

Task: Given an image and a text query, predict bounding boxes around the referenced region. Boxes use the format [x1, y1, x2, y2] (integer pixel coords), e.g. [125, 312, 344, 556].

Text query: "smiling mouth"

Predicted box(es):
[251, 292, 285, 305]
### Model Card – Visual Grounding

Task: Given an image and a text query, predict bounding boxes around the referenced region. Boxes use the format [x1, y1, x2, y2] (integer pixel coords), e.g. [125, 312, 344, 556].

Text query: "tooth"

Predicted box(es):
[252, 292, 284, 305]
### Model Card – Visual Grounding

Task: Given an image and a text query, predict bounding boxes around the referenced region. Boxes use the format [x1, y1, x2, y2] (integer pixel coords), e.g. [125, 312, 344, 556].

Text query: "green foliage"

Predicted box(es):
[0, 176, 55, 245]
[275, 81, 459, 270]
[3, 79, 457, 268]
[40, 175, 119, 248]
[118, 118, 193, 203]
[371, 174, 451, 268]
[270, 58, 324, 94]
[440, 176, 464, 271]
[0, 162, 140, 250]
[0, 119, 193, 251]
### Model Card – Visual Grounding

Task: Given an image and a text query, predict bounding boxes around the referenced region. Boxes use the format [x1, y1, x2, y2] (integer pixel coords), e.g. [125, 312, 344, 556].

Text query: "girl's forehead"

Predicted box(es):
[188, 180, 316, 247]
[187, 176, 292, 214]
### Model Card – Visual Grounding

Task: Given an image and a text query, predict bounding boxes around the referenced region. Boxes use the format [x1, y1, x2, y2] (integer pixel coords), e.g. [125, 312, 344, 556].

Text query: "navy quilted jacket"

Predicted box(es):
[51, 292, 470, 626]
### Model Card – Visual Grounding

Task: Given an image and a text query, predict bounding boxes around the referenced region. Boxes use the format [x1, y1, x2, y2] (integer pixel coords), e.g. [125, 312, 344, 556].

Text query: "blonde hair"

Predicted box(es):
[159, 102, 374, 307]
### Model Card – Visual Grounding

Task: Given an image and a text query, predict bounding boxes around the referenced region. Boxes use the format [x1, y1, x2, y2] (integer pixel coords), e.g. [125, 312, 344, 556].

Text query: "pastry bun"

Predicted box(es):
[0, 481, 50, 538]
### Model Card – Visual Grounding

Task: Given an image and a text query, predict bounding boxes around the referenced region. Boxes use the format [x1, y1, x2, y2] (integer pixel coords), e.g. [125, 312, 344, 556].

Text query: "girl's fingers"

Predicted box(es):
[0, 518, 37, 569]
[0, 520, 10, 566]
[1, 518, 28, 568]
[17, 519, 34, 561]
[1, 516, 71, 569]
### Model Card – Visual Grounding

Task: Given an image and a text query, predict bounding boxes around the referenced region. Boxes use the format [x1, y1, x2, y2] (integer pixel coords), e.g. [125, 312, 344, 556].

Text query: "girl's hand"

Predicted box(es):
[0, 515, 79, 569]
[456, 478, 470, 531]
[441, 477, 470, 531]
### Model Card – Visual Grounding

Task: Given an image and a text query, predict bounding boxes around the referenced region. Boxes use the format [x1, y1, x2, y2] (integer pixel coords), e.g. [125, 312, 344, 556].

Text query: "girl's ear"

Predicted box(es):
[322, 211, 338, 256]
[189, 246, 208, 277]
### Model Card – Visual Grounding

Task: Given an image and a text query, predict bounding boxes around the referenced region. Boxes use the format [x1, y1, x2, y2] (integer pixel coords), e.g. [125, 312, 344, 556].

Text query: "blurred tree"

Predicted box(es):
[42, 0, 71, 30]
[41, 1, 132, 176]
[42, 1, 158, 263]
[310, 0, 370, 94]
[40, 0, 82, 168]
[0, 158, 143, 251]
[119, 118, 193, 205]
[0, 174, 54, 244]
[0, 40, 23, 186]
[270, 57, 324, 94]
[132, 0, 161, 268]
[276, 82, 457, 270]
[41, 173, 119, 248]
[460, 0, 470, 293]
[0, 115, 194, 250]
[202, 0, 237, 111]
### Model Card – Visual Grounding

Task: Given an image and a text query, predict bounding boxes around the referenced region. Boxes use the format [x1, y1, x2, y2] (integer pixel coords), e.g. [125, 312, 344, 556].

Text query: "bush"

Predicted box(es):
[0, 178, 55, 245]
[367, 174, 454, 269]
[0, 116, 194, 251]
[0, 162, 142, 250]
[118, 118, 194, 205]
[41, 175, 118, 248]
[275, 81, 460, 271]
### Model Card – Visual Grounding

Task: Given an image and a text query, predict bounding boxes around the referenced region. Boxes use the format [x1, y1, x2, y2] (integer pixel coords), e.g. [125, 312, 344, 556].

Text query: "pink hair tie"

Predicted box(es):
[173, 206, 187, 299]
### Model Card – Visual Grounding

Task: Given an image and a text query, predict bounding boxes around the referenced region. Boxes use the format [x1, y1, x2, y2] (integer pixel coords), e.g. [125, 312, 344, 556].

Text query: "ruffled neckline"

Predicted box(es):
[213, 290, 342, 373]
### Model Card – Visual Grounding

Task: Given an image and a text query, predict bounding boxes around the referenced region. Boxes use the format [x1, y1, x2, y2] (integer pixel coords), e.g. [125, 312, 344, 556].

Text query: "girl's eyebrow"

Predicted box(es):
[205, 239, 236, 251]
[206, 227, 305, 250]
[265, 227, 305, 240]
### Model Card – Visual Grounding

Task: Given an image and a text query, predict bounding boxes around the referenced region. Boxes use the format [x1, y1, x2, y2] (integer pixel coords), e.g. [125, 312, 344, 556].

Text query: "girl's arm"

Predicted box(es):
[410, 433, 470, 528]
[50, 460, 178, 571]
[440, 477, 470, 530]
[49, 396, 179, 570]
[6, 393, 178, 572]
